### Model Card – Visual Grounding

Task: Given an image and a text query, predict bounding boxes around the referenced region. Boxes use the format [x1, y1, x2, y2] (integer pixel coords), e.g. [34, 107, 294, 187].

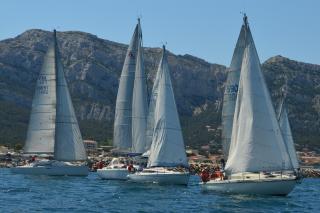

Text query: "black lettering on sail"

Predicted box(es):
[38, 75, 48, 85]
[37, 75, 49, 94]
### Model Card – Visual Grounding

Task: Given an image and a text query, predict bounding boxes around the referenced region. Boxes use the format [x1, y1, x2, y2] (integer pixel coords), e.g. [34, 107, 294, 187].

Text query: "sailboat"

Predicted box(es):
[11, 30, 88, 176]
[97, 19, 149, 180]
[127, 46, 190, 185]
[201, 15, 298, 195]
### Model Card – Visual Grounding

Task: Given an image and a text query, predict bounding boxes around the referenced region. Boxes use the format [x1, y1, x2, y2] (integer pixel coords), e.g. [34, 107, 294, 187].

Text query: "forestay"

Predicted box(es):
[113, 23, 140, 152]
[278, 101, 299, 170]
[24, 41, 56, 154]
[221, 18, 247, 158]
[147, 46, 189, 168]
[53, 31, 87, 161]
[132, 19, 148, 153]
[225, 25, 292, 174]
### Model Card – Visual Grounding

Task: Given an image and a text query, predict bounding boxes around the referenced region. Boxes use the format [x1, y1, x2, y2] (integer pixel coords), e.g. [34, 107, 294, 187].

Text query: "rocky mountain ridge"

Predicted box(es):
[0, 29, 319, 151]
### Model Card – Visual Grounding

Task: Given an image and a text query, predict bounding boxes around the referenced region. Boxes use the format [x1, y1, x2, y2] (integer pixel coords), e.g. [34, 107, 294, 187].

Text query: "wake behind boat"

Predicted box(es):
[128, 46, 190, 185]
[201, 15, 299, 195]
[11, 30, 88, 176]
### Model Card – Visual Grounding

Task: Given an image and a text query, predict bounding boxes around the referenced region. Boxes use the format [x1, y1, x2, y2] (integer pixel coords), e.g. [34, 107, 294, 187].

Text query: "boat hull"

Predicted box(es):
[128, 172, 190, 185]
[97, 168, 129, 180]
[201, 179, 297, 196]
[10, 164, 88, 176]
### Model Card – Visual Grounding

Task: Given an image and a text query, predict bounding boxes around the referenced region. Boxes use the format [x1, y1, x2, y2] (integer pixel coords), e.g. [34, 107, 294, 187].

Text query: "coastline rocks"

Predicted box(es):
[301, 168, 320, 178]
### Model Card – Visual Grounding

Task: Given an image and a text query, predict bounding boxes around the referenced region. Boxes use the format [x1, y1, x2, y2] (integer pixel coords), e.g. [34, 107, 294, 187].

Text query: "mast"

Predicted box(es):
[131, 19, 149, 153]
[225, 17, 292, 174]
[53, 30, 87, 161]
[113, 22, 140, 152]
[221, 14, 248, 158]
[23, 31, 57, 154]
[147, 46, 188, 168]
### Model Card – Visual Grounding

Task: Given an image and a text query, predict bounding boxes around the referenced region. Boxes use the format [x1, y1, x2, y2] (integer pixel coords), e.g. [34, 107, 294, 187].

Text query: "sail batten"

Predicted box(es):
[225, 18, 292, 173]
[113, 23, 140, 152]
[147, 46, 188, 168]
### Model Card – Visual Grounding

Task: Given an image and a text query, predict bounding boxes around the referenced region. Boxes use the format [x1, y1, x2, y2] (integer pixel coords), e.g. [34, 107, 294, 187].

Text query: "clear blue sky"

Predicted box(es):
[0, 0, 319, 66]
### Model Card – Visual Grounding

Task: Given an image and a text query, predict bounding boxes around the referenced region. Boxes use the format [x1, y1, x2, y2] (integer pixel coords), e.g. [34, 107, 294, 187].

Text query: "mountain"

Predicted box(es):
[0, 29, 319, 152]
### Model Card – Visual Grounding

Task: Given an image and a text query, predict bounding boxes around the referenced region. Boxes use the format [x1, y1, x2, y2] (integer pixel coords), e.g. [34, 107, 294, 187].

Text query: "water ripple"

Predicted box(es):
[0, 169, 319, 212]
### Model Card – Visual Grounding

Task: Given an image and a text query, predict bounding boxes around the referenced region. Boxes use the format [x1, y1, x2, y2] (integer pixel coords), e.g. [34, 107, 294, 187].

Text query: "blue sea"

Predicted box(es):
[0, 169, 319, 213]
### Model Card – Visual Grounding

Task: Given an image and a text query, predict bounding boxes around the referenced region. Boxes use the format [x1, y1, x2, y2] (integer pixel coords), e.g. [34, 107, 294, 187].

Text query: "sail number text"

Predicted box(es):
[226, 84, 238, 95]
[37, 75, 49, 94]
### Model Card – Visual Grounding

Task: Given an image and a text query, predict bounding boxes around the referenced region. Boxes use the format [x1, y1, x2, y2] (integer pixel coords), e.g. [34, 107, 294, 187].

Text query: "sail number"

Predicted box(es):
[38, 75, 47, 84]
[37, 75, 49, 94]
[37, 85, 49, 94]
[226, 84, 238, 95]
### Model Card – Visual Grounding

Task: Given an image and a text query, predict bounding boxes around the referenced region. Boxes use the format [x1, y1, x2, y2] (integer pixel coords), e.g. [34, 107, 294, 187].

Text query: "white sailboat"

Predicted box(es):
[201, 15, 298, 195]
[98, 19, 148, 180]
[11, 30, 88, 176]
[128, 46, 190, 185]
[97, 157, 129, 180]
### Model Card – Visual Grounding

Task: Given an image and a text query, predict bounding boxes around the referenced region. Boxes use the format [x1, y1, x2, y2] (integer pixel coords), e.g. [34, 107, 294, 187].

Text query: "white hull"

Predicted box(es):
[97, 168, 129, 180]
[128, 170, 190, 185]
[201, 178, 297, 196]
[10, 161, 88, 176]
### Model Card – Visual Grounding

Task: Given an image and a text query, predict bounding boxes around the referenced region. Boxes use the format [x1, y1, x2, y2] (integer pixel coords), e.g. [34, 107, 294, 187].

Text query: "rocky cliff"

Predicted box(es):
[0, 29, 319, 151]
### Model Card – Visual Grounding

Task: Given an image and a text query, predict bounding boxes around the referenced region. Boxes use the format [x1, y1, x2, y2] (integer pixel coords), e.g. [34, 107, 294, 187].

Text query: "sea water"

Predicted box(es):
[0, 169, 319, 212]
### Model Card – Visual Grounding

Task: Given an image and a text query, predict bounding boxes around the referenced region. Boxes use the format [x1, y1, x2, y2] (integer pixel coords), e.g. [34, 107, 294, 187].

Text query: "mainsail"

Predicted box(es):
[225, 18, 292, 174]
[221, 16, 248, 158]
[53, 30, 87, 161]
[144, 50, 162, 153]
[147, 46, 188, 168]
[24, 38, 57, 154]
[278, 100, 299, 170]
[131, 19, 148, 154]
[113, 22, 140, 152]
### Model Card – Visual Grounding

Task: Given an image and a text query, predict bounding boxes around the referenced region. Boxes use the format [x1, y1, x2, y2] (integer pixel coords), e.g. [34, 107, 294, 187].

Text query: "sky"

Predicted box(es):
[0, 0, 319, 66]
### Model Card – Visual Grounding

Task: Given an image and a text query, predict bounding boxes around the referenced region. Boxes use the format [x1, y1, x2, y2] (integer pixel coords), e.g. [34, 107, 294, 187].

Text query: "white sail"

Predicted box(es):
[278, 102, 299, 169]
[24, 42, 56, 154]
[147, 46, 188, 168]
[131, 20, 148, 154]
[113, 23, 140, 152]
[225, 24, 292, 173]
[221, 18, 247, 158]
[144, 51, 162, 153]
[53, 31, 87, 161]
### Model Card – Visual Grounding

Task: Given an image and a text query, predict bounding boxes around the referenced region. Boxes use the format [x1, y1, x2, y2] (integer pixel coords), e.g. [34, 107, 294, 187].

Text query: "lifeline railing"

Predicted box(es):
[228, 170, 295, 181]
